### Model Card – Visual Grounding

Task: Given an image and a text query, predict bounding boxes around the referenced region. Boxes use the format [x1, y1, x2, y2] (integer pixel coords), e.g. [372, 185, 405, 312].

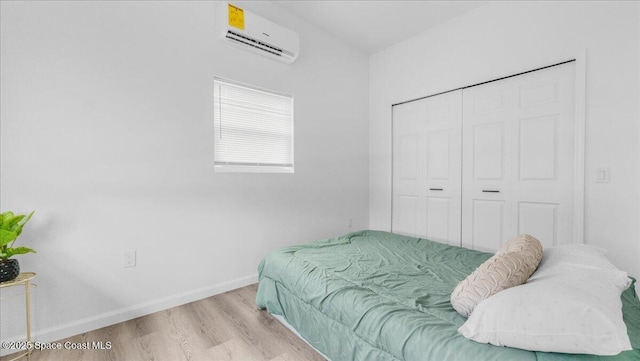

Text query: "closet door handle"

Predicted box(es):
[429, 188, 444, 191]
[482, 190, 500, 193]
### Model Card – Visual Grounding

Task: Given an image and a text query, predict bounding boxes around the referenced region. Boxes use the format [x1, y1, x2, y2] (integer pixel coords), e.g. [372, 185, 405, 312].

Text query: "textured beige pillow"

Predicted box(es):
[450, 234, 543, 318]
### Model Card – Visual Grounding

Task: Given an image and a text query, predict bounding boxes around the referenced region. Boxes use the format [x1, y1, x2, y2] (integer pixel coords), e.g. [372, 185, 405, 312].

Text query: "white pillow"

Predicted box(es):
[458, 244, 632, 355]
[538, 244, 631, 290]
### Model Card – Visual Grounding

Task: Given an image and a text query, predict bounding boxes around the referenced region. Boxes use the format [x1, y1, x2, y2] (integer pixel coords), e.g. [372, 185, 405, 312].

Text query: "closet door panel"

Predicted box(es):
[393, 100, 426, 238]
[473, 124, 505, 181]
[398, 134, 419, 180]
[462, 62, 575, 250]
[471, 199, 505, 251]
[396, 195, 419, 236]
[426, 196, 451, 242]
[512, 63, 575, 247]
[519, 115, 557, 180]
[462, 81, 514, 249]
[426, 131, 451, 180]
[517, 202, 558, 249]
[392, 90, 462, 245]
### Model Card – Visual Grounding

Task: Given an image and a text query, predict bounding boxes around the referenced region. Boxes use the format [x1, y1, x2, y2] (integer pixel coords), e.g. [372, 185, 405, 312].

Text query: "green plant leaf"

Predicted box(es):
[0, 212, 15, 231]
[0, 212, 35, 258]
[0, 229, 17, 247]
[7, 215, 25, 230]
[5, 246, 36, 258]
[13, 211, 34, 236]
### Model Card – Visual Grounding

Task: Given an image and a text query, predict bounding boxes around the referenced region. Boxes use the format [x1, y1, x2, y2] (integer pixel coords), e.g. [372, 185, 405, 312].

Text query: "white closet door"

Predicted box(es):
[392, 90, 462, 245]
[461, 63, 576, 251]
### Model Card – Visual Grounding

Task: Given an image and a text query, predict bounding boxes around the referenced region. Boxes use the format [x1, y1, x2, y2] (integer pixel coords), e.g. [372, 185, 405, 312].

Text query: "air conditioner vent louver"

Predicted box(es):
[216, 2, 299, 64]
[226, 30, 284, 57]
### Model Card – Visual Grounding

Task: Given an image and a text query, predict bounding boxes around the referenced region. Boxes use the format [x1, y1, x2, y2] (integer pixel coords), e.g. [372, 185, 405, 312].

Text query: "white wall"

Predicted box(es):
[370, 1, 640, 287]
[0, 0, 369, 345]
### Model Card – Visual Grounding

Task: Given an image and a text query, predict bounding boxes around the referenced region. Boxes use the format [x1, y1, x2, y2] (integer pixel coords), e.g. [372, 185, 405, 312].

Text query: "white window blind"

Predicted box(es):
[214, 77, 294, 173]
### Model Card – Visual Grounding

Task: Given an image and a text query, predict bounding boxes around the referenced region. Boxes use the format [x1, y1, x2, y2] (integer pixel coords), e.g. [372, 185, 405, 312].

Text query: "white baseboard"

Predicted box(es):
[0, 273, 258, 357]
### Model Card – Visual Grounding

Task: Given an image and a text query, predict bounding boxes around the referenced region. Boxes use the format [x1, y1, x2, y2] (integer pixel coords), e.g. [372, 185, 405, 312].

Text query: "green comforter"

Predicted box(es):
[256, 230, 640, 361]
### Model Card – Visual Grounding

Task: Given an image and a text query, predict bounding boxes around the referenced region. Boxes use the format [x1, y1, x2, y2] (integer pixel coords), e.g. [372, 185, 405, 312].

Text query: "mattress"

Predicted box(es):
[256, 230, 640, 361]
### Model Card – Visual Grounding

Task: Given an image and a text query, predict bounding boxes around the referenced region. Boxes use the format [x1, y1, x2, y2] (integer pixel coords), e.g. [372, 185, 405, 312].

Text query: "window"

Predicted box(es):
[213, 77, 294, 173]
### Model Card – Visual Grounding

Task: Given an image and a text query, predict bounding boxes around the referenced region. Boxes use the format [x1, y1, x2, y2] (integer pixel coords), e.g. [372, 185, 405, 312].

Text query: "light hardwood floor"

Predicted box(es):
[1, 284, 325, 361]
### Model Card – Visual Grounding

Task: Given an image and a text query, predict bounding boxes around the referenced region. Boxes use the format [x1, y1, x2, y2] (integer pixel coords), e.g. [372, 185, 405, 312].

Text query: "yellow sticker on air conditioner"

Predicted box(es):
[228, 4, 245, 30]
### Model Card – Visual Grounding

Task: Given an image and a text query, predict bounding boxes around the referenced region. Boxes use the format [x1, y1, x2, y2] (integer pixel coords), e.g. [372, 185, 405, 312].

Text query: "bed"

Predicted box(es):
[256, 230, 640, 361]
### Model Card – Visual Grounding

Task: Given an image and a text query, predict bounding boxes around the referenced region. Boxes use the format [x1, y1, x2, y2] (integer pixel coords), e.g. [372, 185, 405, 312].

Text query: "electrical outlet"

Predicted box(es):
[122, 250, 136, 268]
[596, 167, 610, 183]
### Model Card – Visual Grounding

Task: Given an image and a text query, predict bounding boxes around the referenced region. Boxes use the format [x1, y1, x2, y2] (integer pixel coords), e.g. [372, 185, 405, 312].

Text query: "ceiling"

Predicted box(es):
[276, 1, 487, 55]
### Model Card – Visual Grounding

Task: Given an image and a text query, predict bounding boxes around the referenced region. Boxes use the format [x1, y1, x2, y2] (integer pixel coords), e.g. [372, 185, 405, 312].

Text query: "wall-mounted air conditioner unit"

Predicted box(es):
[216, 2, 300, 64]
